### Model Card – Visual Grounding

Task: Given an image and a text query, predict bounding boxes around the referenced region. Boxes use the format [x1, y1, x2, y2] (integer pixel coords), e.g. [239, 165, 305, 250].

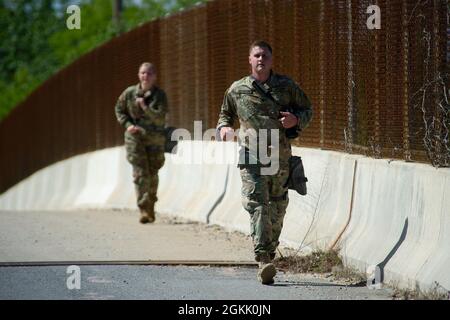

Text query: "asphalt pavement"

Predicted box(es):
[0, 265, 393, 300]
[0, 209, 393, 300]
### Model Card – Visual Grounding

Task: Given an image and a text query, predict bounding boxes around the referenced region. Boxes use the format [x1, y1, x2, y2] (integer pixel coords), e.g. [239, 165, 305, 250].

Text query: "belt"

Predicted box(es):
[145, 145, 164, 152]
[137, 121, 166, 133]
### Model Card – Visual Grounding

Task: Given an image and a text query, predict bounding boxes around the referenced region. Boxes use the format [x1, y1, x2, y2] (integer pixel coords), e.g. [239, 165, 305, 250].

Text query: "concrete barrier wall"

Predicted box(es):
[0, 141, 448, 292]
[209, 147, 359, 249]
[155, 141, 233, 223]
[280, 148, 359, 252]
[0, 148, 130, 211]
[339, 159, 450, 291]
[208, 165, 250, 234]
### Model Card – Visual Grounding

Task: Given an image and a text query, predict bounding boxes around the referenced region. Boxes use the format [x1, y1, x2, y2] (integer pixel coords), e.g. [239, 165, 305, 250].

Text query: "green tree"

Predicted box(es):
[0, 0, 207, 121]
[0, 0, 67, 118]
[49, 0, 115, 67]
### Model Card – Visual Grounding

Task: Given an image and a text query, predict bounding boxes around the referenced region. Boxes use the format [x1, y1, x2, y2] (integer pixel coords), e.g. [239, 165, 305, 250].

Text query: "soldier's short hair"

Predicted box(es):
[139, 62, 156, 73]
[249, 40, 273, 55]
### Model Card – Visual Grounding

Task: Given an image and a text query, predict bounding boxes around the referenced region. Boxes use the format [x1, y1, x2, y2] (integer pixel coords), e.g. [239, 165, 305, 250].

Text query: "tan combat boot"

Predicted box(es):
[139, 210, 155, 224]
[257, 254, 276, 285]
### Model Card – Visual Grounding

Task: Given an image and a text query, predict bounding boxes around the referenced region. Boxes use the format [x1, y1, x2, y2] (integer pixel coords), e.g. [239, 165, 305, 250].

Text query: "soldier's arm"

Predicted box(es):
[217, 89, 237, 130]
[115, 89, 134, 129]
[290, 83, 313, 131]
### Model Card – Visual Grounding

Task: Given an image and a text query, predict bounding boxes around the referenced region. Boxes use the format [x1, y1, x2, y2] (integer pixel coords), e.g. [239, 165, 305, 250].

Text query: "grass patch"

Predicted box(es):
[274, 249, 343, 274]
[274, 249, 450, 298]
[331, 265, 367, 284]
[274, 249, 366, 286]
[392, 282, 450, 300]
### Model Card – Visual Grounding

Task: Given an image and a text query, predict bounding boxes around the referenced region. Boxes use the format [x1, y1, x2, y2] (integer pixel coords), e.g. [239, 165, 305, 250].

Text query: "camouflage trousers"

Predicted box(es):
[125, 132, 165, 213]
[240, 162, 290, 260]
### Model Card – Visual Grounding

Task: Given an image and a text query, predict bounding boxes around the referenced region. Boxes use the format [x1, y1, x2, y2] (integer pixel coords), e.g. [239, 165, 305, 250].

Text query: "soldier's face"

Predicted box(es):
[138, 66, 157, 87]
[249, 46, 272, 74]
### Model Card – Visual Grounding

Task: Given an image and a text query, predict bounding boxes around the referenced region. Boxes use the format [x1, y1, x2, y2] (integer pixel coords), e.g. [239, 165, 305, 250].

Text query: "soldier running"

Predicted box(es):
[217, 41, 313, 284]
[115, 62, 168, 224]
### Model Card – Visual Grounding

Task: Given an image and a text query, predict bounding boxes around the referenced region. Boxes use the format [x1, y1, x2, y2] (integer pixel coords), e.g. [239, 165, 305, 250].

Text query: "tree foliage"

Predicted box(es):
[0, 0, 207, 121]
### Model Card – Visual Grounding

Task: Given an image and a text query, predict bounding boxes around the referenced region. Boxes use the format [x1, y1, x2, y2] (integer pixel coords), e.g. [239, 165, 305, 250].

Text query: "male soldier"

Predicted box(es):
[217, 41, 312, 284]
[115, 62, 168, 224]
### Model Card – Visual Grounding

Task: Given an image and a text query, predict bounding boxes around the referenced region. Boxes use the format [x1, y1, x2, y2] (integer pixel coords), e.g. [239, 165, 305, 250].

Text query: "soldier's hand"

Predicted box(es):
[127, 125, 140, 134]
[220, 126, 235, 141]
[280, 111, 298, 129]
[136, 97, 146, 110]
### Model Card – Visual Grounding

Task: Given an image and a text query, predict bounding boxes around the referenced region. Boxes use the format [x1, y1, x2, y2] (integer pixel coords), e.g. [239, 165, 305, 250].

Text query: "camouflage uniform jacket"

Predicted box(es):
[115, 83, 168, 146]
[217, 72, 313, 164]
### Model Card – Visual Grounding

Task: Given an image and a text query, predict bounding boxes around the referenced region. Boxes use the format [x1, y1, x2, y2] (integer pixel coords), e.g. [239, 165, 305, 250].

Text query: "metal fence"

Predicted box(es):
[0, 0, 448, 194]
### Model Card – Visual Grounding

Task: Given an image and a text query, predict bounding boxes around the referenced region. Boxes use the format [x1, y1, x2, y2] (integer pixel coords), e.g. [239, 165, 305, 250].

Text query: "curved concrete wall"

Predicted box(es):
[340, 159, 450, 292]
[155, 141, 233, 223]
[0, 141, 448, 292]
[280, 149, 359, 252]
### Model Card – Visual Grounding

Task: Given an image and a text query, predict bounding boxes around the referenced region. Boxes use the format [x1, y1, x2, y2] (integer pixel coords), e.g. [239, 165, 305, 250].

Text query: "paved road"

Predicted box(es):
[0, 209, 394, 300]
[0, 265, 393, 300]
[0, 210, 254, 262]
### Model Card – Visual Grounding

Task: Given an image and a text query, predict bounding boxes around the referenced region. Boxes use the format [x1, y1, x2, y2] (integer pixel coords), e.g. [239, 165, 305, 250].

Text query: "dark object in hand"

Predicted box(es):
[279, 105, 300, 140]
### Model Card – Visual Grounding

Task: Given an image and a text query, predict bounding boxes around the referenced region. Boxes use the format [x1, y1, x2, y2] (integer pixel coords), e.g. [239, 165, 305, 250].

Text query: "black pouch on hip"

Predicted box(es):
[164, 126, 178, 154]
[285, 155, 308, 196]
